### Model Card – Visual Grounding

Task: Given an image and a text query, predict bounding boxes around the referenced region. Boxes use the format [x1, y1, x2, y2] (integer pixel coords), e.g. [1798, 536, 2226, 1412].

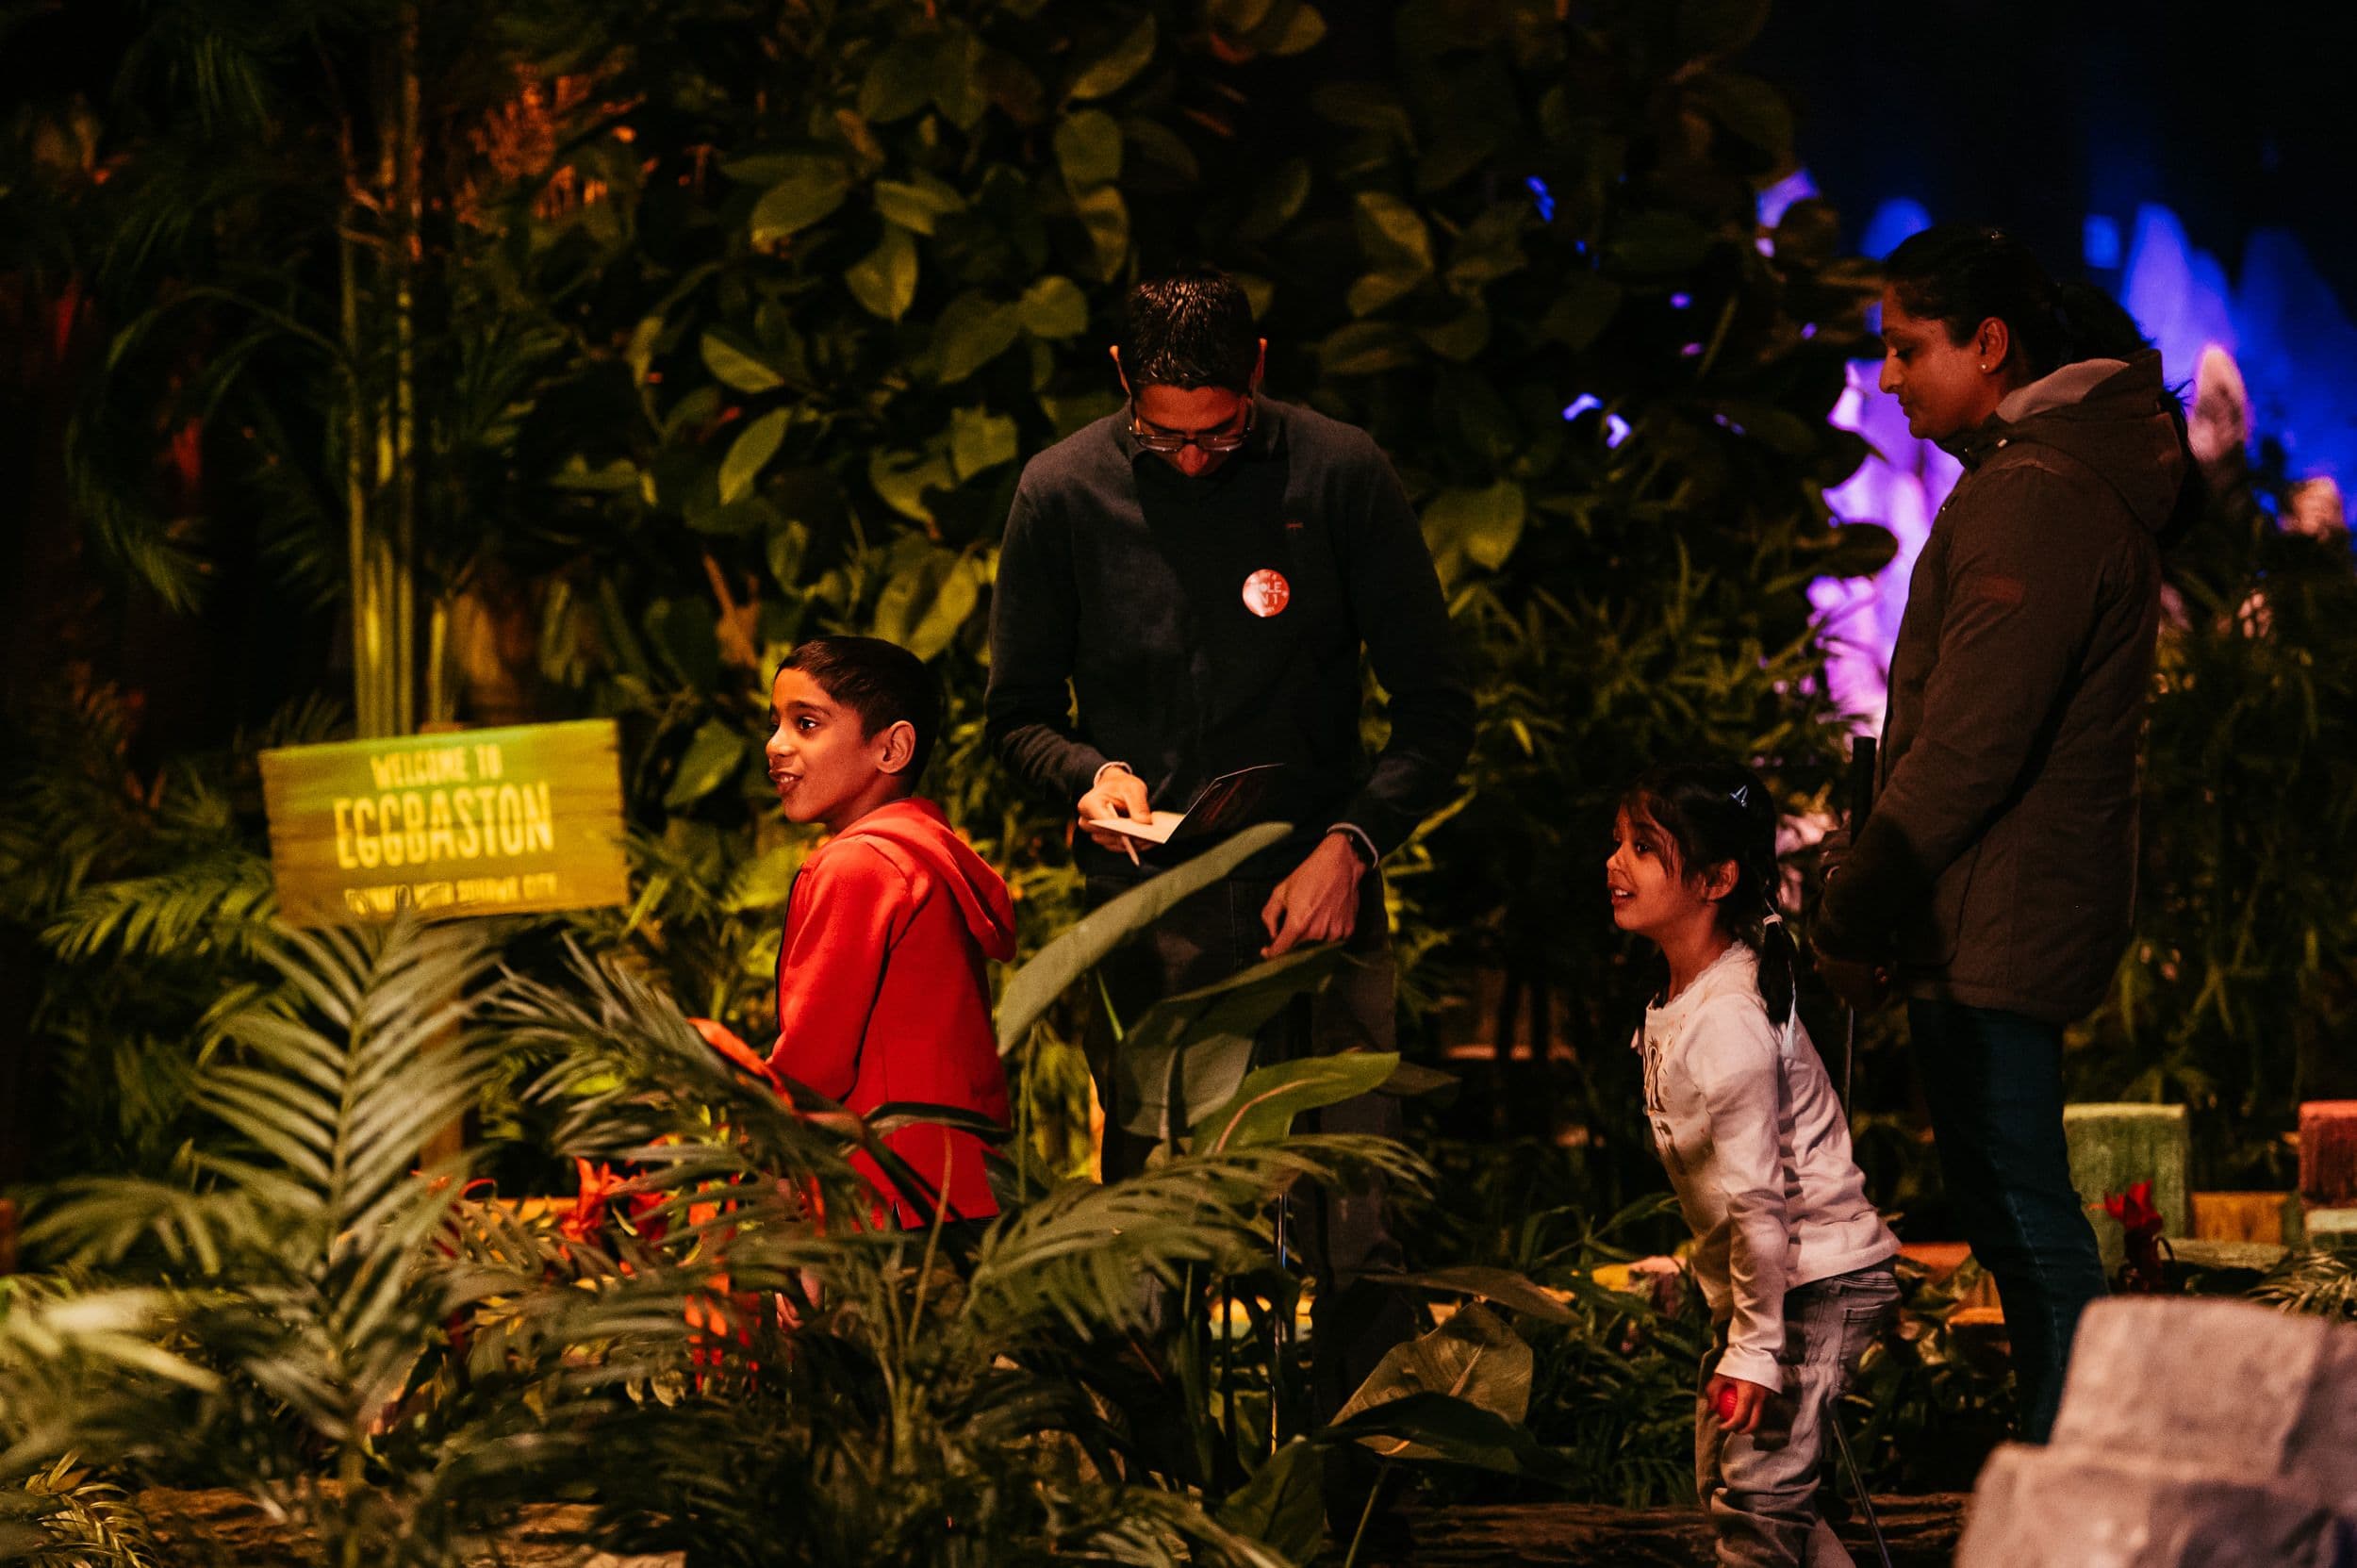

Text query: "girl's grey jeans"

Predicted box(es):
[1696, 1261, 1902, 1567]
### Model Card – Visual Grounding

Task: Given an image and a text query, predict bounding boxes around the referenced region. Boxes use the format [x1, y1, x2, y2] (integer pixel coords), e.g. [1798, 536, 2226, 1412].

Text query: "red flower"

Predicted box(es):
[2103, 1179, 2163, 1239]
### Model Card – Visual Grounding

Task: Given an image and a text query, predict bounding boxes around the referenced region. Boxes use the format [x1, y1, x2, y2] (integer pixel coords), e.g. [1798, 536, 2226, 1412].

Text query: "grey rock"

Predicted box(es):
[1954, 1297, 2357, 1566]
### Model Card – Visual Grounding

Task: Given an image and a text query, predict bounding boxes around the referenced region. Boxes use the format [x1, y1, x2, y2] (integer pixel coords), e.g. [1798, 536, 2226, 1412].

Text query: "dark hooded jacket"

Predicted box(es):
[1819, 351, 2184, 1023]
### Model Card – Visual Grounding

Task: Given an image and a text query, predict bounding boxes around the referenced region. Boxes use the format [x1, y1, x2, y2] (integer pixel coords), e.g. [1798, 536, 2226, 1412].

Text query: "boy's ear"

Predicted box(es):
[873, 719, 919, 777]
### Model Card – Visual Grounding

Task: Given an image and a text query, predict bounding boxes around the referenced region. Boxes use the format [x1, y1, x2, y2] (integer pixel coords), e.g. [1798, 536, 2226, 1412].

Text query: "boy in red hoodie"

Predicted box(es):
[761, 635, 1017, 1229]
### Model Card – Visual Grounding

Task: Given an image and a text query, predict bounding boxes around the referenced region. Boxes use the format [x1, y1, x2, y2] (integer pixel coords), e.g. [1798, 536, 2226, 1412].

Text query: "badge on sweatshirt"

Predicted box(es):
[1242, 569, 1291, 618]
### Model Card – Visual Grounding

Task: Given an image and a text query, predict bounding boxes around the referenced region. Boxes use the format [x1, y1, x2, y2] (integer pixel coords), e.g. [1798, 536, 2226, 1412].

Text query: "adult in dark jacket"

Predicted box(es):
[1816, 225, 2189, 1443]
[986, 267, 1473, 1456]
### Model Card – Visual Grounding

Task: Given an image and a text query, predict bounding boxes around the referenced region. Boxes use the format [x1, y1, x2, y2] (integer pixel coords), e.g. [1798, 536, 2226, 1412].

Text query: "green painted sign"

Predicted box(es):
[258, 719, 630, 926]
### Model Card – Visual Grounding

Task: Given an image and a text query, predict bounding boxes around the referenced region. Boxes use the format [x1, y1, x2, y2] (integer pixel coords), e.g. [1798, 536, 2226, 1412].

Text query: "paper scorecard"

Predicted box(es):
[1080, 764, 1286, 854]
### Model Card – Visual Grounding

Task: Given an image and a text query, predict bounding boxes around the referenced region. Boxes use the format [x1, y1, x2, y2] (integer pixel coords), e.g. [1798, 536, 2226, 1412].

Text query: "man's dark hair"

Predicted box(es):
[776, 635, 942, 786]
[1118, 268, 1260, 391]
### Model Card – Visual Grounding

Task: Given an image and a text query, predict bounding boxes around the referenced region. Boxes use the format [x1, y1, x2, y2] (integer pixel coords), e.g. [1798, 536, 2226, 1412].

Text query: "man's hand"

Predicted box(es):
[1815, 949, 1892, 1013]
[1077, 767, 1153, 852]
[1705, 1373, 1776, 1436]
[1261, 834, 1365, 959]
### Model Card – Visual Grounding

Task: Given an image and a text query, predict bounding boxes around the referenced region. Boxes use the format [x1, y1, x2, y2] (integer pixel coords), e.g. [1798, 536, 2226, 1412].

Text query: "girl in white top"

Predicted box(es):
[1608, 763, 1900, 1568]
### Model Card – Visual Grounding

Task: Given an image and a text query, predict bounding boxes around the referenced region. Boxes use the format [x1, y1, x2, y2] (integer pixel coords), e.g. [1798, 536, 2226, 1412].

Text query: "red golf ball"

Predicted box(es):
[1714, 1385, 1740, 1422]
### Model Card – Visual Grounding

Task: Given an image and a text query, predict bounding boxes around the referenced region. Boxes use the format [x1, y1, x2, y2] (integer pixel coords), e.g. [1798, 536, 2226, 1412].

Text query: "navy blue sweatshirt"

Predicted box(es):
[985, 398, 1474, 881]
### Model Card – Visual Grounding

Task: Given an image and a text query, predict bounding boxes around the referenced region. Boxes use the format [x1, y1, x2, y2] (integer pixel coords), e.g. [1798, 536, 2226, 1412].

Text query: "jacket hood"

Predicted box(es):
[1947, 349, 2187, 535]
[838, 798, 1017, 962]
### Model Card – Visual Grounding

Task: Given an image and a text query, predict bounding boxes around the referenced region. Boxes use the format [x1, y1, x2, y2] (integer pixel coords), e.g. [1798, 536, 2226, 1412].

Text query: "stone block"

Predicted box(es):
[2064, 1102, 2191, 1270]
[2190, 1190, 2296, 1245]
[2300, 1100, 2357, 1208]
[1956, 1447, 2354, 1567]
[2306, 1208, 2357, 1250]
[2048, 1297, 2357, 1505]
[1957, 1297, 2357, 1563]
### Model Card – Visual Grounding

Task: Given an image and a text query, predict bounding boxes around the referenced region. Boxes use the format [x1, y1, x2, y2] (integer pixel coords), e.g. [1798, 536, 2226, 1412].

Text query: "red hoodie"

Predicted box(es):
[767, 797, 1016, 1227]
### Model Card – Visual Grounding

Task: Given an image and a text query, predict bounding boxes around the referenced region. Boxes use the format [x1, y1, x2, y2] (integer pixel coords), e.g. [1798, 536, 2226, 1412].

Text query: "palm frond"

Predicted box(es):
[43, 850, 276, 964]
[0, 1454, 165, 1568]
[2253, 1247, 2357, 1321]
[966, 1136, 1428, 1342]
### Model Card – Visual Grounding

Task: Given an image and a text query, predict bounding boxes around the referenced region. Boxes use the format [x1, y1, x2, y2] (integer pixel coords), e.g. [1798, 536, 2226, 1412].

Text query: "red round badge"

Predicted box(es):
[1243, 569, 1291, 619]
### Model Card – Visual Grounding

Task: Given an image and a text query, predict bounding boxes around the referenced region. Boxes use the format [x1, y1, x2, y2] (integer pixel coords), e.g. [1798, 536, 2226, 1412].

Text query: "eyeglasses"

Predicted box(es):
[1129, 395, 1256, 454]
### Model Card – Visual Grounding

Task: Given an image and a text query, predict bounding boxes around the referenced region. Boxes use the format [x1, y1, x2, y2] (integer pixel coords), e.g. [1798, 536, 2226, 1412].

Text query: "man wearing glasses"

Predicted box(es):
[985, 267, 1471, 1456]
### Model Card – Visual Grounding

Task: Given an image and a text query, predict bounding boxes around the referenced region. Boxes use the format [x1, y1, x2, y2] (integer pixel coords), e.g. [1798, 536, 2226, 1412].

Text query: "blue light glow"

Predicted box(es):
[1561, 394, 1632, 449]
[1525, 175, 1557, 223]
[2083, 214, 2123, 270]
[1670, 292, 1692, 309]
[1859, 197, 1933, 260]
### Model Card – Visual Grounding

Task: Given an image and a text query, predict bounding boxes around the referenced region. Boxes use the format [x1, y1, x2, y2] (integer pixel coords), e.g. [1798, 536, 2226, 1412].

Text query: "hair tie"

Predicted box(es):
[1761, 912, 1784, 930]
[1730, 784, 1750, 807]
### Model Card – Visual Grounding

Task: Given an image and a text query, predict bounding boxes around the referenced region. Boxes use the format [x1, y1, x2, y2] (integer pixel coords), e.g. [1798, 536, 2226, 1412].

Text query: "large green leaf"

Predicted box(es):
[845, 226, 919, 322]
[1316, 1390, 1578, 1483]
[1315, 321, 1419, 376]
[1329, 1303, 1533, 1460]
[1377, 1266, 1575, 1323]
[1687, 70, 1793, 164]
[948, 405, 1018, 480]
[994, 822, 1293, 1053]
[932, 293, 1023, 384]
[1208, 0, 1280, 32]
[1353, 190, 1434, 277]
[665, 719, 750, 810]
[859, 36, 937, 123]
[868, 448, 956, 524]
[1115, 947, 1351, 1141]
[1017, 275, 1089, 339]
[700, 330, 786, 395]
[1536, 274, 1624, 350]
[1071, 183, 1130, 281]
[1188, 1041, 1396, 1152]
[1066, 14, 1157, 100]
[1237, 158, 1312, 242]
[1422, 480, 1525, 571]
[749, 158, 850, 247]
[1261, 3, 1327, 55]
[873, 175, 967, 236]
[871, 548, 982, 662]
[1214, 1438, 1325, 1566]
[1054, 109, 1124, 190]
[718, 408, 789, 505]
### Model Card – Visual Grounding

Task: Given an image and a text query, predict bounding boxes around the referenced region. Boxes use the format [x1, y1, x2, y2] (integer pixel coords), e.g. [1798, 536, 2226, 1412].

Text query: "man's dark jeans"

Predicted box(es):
[1907, 999, 2110, 1442]
[1084, 867, 1410, 1433]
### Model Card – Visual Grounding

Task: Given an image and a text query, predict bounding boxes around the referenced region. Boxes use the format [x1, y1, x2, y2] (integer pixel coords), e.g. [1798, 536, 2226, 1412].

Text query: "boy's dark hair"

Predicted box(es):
[777, 635, 942, 786]
[1620, 762, 1798, 1028]
[1118, 268, 1260, 391]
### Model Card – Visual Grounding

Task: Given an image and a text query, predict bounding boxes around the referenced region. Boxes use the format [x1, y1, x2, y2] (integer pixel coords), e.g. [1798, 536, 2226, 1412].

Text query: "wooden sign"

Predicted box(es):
[259, 720, 630, 926]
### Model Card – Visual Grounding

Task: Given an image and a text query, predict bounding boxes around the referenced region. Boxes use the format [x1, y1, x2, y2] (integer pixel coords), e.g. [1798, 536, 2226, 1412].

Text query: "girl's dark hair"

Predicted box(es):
[1883, 224, 2150, 381]
[1621, 763, 1797, 1028]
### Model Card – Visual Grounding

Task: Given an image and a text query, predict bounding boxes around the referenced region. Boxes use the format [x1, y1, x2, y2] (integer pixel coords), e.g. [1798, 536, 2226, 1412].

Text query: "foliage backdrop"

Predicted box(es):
[2, 0, 1890, 1197]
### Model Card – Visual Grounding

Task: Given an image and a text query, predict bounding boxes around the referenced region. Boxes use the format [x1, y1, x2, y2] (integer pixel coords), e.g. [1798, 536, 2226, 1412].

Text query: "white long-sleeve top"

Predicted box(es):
[1633, 943, 1899, 1389]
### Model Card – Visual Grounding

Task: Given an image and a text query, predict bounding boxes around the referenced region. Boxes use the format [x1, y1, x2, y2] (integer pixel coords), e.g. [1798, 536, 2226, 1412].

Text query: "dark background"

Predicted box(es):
[1750, 0, 2357, 298]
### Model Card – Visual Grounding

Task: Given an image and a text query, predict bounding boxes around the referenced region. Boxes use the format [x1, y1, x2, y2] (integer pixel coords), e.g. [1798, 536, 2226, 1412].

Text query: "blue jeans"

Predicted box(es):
[1907, 999, 2110, 1442]
[1697, 1263, 1901, 1567]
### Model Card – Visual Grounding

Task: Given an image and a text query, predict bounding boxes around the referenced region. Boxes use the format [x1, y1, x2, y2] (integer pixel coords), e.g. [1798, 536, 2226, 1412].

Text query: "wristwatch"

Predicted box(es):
[1327, 824, 1378, 868]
